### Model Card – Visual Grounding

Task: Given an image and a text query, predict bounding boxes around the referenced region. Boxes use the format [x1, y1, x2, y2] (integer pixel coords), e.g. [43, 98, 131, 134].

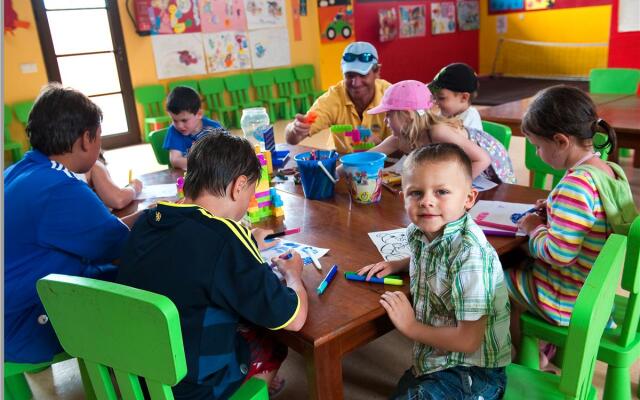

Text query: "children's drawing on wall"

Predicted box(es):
[457, 0, 480, 31]
[525, 0, 555, 10]
[248, 27, 291, 68]
[317, 1, 354, 43]
[199, 0, 247, 32]
[399, 5, 426, 38]
[4, 0, 30, 34]
[489, 0, 524, 13]
[243, 0, 286, 29]
[431, 2, 456, 35]
[300, 0, 308, 16]
[203, 31, 251, 73]
[151, 33, 207, 79]
[368, 228, 411, 262]
[378, 7, 398, 42]
[496, 14, 507, 33]
[149, 0, 202, 34]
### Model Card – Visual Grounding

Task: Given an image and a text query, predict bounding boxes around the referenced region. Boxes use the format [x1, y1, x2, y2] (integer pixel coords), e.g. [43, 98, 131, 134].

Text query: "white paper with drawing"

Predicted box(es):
[261, 240, 329, 266]
[469, 200, 534, 235]
[151, 33, 207, 79]
[368, 228, 411, 261]
[136, 184, 178, 200]
[248, 27, 290, 69]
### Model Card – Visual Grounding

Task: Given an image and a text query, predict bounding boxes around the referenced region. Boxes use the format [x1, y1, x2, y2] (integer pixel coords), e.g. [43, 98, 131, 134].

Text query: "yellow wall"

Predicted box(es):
[478, 5, 612, 75]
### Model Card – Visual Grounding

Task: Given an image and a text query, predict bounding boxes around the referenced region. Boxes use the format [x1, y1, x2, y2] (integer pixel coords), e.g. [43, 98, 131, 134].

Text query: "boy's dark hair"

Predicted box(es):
[27, 83, 102, 156]
[403, 143, 473, 182]
[522, 85, 616, 152]
[166, 86, 201, 115]
[184, 130, 261, 199]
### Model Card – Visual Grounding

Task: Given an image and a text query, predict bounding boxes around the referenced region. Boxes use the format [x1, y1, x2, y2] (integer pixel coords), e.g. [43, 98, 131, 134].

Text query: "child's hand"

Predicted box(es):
[357, 261, 396, 281]
[535, 199, 548, 221]
[252, 228, 278, 250]
[128, 179, 143, 195]
[272, 251, 304, 281]
[380, 291, 416, 337]
[518, 213, 545, 235]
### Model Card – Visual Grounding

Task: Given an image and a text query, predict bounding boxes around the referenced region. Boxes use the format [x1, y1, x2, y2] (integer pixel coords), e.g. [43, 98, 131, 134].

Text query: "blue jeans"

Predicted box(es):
[390, 365, 506, 400]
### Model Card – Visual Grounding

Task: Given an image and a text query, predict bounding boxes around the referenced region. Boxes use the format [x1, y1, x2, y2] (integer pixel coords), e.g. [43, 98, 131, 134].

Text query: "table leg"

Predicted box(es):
[305, 341, 344, 400]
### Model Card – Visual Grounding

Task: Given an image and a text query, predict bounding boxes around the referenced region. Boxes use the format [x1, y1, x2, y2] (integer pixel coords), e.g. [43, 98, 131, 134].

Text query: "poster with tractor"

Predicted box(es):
[317, 1, 354, 43]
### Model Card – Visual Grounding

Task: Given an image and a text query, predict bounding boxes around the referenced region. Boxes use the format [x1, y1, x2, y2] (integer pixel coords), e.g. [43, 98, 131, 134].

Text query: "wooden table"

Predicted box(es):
[120, 167, 548, 399]
[479, 93, 640, 166]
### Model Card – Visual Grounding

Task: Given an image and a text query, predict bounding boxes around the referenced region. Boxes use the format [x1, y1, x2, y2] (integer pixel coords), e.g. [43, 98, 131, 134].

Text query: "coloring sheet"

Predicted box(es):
[148, 0, 202, 34]
[368, 228, 412, 262]
[431, 2, 456, 34]
[382, 155, 406, 174]
[469, 200, 534, 234]
[199, 0, 247, 32]
[457, 0, 480, 31]
[399, 5, 426, 38]
[472, 175, 499, 192]
[151, 33, 207, 79]
[135, 184, 178, 200]
[248, 27, 290, 69]
[261, 240, 330, 266]
[203, 31, 252, 72]
[244, 0, 286, 29]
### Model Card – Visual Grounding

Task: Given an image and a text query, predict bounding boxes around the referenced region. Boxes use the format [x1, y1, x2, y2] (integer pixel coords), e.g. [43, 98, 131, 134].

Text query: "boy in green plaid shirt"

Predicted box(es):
[359, 143, 511, 399]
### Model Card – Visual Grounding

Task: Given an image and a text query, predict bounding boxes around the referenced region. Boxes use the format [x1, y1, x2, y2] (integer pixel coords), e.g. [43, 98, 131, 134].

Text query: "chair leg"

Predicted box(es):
[5, 373, 32, 400]
[519, 334, 540, 368]
[78, 359, 97, 400]
[603, 365, 631, 400]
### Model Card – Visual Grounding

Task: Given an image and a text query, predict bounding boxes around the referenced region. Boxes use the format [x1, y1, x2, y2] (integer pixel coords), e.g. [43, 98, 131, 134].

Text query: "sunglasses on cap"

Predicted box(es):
[342, 52, 377, 63]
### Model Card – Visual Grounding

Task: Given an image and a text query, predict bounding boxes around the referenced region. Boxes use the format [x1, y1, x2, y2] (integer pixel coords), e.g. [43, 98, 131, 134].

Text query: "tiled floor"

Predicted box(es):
[22, 121, 640, 399]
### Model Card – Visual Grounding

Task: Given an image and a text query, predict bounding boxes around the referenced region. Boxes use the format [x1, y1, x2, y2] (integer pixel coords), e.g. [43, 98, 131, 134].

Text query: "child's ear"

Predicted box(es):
[230, 175, 248, 201]
[79, 130, 92, 152]
[460, 92, 471, 104]
[196, 109, 204, 119]
[552, 133, 571, 150]
[465, 187, 479, 210]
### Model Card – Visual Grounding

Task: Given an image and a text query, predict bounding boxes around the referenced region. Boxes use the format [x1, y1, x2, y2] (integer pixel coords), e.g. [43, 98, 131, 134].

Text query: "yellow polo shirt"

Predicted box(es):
[308, 79, 392, 152]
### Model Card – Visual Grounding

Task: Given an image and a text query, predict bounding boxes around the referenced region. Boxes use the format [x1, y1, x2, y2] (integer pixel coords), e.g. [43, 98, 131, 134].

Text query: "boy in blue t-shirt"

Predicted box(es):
[4, 83, 137, 363]
[118, 132, 309, 399]
[163, 86, 222, 170]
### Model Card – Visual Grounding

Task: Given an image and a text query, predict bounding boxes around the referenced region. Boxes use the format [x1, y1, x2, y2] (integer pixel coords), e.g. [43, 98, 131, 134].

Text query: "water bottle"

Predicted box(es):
[240, 107, 270, 149]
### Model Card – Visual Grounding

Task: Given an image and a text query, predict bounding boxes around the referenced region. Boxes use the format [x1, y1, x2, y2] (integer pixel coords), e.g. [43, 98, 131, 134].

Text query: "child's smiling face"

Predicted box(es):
[402, 159, 477, 240]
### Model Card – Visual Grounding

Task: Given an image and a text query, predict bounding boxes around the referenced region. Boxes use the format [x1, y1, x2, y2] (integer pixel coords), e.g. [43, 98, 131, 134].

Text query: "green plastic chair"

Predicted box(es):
[224, 74, 263, 113]
[517, 217, 640, 400]
[149, 128, 170, 166]
[200, 77, 240, 128]
[134, 85, 171, 142]
[482, 120, 512, 150]
[272, 68, 309, 117]
[589, 68, 640, 95]
[4, 105, 24, 164]
[525, 132, 610, 190]
[168, 80, 199, 93]
[13, 100, 34, 127]
[250, 71, 288, 122]
[293, 65, 324, 103]
[505, 233, 627, 400]
[37, 274, 268, 400]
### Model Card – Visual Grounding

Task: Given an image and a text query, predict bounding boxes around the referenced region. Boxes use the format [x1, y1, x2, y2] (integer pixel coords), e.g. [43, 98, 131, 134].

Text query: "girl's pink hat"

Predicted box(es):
[368, 80, 434, 115]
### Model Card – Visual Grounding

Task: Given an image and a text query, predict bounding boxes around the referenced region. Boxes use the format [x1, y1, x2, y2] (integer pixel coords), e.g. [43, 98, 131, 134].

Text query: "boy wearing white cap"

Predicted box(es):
[285, 41, 392, 151]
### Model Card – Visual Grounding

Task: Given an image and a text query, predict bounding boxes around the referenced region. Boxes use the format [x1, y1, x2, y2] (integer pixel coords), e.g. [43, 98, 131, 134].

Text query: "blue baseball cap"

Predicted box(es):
[341, 42, 379, 76]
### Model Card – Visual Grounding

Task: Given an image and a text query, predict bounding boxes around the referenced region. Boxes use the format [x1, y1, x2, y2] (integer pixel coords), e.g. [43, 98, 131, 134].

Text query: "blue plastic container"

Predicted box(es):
[272, 150, 290, 169]
[294, 151, 339, 200]
[340, 152, 387, 204]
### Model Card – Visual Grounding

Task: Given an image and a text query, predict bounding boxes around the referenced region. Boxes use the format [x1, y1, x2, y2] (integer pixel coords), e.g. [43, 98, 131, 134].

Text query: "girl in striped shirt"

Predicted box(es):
[505, 86, 637, 360]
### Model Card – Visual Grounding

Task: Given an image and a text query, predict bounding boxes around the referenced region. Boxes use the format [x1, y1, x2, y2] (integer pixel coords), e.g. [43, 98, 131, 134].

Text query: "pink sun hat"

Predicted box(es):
[368, 80, 434, 115]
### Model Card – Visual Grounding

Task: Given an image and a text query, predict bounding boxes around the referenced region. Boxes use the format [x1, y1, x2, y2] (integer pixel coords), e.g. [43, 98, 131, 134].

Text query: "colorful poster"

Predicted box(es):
[151, 33, 207, 79]
[399, 5, 426, 38]
[457, 0, 480, 31]
[248, 27, 291, 69]
[244, 0, 286, 29]
[525, 0, 554, 9]
[199, 0, 247, 32]
[489, 0, 524, 12]
[379, 7, 398, 42]
[203, 31, 252, 73]
[318, 4, 354, 43]
[148, 0, 202, 34]
[431, 2, 456, 35]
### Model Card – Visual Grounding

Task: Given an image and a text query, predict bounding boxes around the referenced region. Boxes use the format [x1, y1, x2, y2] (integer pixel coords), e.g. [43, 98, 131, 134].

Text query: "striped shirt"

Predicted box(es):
[527, 167, 608, 325]
[407, 214, 511, 376]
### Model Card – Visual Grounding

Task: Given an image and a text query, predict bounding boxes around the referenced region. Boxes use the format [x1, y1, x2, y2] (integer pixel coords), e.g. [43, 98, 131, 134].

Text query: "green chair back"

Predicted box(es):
[134, 85, 171, 142]
[168, 80, 199, 93]
[13, 100, 34, 126]
[224, 74, 262, 110]
[250, 71, 288, 121]
[37, 273, 187, 399]
[149, 128, 170, 166]
[4, 104, 13, 137]
[589, 68, 640, 95]
[199, 77, 240, 128]
[525, 132, 610, 190]
[482, 121, 512, 150]
[293, 64, 324, 101]
[505, 233, 627, 400]
[273, 68, 309, 115]
[618, 217, 640, 348]
[4, 104, 24, 165]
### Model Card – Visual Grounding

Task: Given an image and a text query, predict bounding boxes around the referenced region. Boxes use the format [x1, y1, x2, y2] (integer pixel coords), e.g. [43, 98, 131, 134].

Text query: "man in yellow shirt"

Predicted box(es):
[284, 42, 391, 151]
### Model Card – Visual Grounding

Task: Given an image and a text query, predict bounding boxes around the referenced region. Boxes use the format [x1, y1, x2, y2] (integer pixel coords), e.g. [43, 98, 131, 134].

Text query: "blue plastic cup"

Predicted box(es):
[340, 152, 387, 204]
[294, 151, 339, 200]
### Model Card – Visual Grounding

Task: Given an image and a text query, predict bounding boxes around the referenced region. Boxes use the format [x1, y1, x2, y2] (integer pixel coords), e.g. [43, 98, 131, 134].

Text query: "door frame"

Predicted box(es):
[31, 0, 140, 149]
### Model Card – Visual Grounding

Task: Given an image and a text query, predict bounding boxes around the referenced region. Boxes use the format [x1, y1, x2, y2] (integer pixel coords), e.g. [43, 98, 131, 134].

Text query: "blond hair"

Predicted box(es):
[394, 109, 463, 150]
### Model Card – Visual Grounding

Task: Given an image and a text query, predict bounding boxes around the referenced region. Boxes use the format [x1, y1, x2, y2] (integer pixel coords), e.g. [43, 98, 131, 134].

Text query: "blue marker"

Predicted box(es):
[270, 252, 293, 268]
[511, 207, 538, 224]
[317, 264, 338, 295]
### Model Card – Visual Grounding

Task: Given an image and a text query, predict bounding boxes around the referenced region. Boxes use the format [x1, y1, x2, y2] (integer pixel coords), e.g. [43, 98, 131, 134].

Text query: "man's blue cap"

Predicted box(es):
[341, 42, 379, 76]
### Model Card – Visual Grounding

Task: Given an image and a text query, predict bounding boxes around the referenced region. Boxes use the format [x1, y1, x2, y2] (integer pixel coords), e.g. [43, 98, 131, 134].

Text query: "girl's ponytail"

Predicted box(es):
[594, 118, 617, 153]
